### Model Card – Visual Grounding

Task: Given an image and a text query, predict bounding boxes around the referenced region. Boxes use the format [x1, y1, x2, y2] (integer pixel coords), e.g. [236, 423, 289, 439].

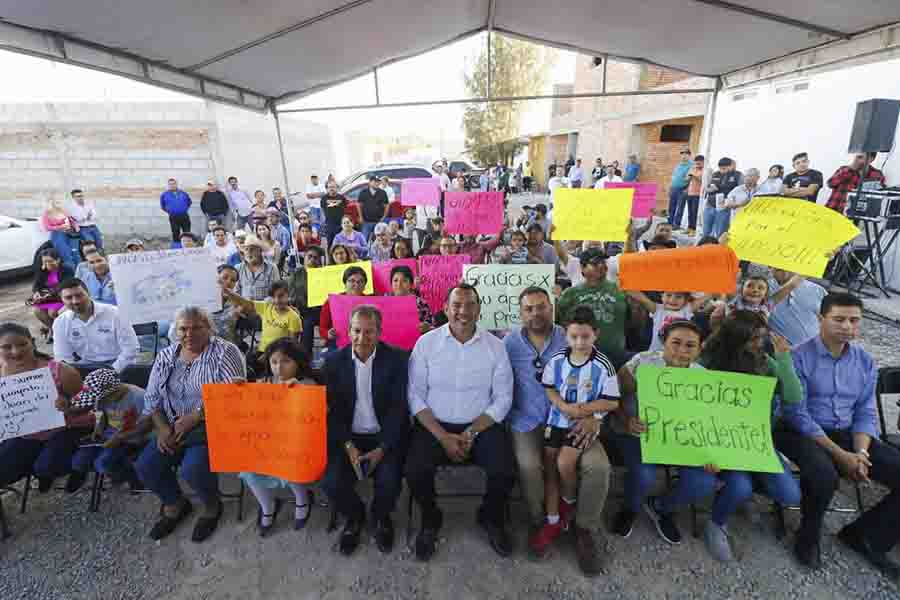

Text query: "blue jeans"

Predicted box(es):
[684, 195, 700, 230]
[135, 435, 218, 505]
[78, 225, 103, 249]
[668, 187, 686, 227]
[714, 209, 731, 238]
[71, 445, 138, 484]
[361, 221, 379, 243]
[701, 204, 718, 238]
[50, 231, 80, 270]
[0, 429, 84, 486]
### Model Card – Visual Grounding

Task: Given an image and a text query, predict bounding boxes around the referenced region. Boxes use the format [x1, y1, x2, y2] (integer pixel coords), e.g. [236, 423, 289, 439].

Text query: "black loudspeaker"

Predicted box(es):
[848, 99, 900, 153]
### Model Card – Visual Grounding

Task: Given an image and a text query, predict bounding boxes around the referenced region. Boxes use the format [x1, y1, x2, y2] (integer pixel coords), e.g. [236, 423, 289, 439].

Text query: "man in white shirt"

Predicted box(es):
[69, 189, 103, 248]
[379, 176, 395, 204]
[407, 283, 515, 562]
[322, 306, 410, 556]
[547, 167, 569, 202]
[304, 174, 326, 225]
[52, 278, 139, 372]
[225, 176, 253, 230]
[433, 164, 451, 192]
[594, 168, 623, 189]
[568, 159, 585, 188]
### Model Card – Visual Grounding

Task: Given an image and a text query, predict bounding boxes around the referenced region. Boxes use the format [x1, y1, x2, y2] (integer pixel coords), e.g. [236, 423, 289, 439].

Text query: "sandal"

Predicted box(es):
[191, 500, 223, 543]
[149, 500, 193, 540]
[258, 498, 283, 538]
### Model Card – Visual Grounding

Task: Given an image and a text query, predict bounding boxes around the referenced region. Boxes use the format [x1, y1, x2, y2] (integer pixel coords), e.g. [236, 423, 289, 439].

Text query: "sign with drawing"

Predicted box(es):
[0, 367, 64, 441]
[109, 247, 219, 325]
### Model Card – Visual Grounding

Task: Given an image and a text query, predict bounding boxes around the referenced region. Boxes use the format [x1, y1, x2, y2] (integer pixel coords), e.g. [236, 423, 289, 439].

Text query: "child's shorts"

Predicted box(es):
[543, 425, 576, 449]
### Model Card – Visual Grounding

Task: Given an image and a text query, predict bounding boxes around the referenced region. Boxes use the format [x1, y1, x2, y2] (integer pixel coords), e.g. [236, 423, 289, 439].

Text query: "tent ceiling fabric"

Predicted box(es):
[2, 0, 899, 108]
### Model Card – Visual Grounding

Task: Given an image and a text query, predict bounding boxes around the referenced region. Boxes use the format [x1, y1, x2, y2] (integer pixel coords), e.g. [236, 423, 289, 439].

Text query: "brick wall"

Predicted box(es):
[638, 116, 704, 207]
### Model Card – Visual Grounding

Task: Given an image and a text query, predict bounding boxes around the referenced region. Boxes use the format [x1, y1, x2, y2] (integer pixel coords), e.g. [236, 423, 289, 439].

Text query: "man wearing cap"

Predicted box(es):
[124, 238, 144, 253]
[358, 175, 390, 242]
[237, 235, 280, 301]
[556, 248, 629, 369]
[201, 180, 230, 231]
[226, 176, 253, 230]
[668, 149, 693, 228]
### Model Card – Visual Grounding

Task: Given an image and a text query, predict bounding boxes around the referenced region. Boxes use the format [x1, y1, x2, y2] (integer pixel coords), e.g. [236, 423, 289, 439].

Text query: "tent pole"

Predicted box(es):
[697, 77, 722, 233]
[272, 108, 298, 261]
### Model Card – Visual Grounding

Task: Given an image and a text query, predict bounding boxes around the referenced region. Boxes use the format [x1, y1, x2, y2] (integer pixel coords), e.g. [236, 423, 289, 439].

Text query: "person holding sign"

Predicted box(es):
[694, 311, 802, 562]
[607, 320, 705, 545]
[385, 265, 433, 334]
[626, 290, 701, 352]
[407, 284, 516, 562]
[777, 293, 900, 577]
[529, 308, 620, 558]
[322, 306, 410, 556]
[135, 307, 246, 543]
[319, 266, 370, 349]
[232, 338, 315, 536]
[0, 323, 84, 495]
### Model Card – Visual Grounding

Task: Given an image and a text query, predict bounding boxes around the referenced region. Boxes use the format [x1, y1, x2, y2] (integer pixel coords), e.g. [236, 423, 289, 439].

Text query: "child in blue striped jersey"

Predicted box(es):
[529, 305, 620, 556]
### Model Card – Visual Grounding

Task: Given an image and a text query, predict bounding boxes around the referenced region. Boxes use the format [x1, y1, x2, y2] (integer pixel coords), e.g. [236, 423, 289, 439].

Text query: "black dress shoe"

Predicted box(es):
[374, 515, 395, 554]
[415, 509, 443, 562]
[794, 538, 822, 570]
[478, 513, 513, 558]
[149, 501, 193, 541]
[838, 527, 900, 579]
[37, 477, 54, 493]
[339, 515, 365, 556]
[191, 501, 223, 543]
[64, 472, 88, 494]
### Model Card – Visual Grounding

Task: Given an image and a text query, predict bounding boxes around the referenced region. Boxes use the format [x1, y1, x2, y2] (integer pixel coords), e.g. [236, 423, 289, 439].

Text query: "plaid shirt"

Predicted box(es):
[825, 165, 885, 214]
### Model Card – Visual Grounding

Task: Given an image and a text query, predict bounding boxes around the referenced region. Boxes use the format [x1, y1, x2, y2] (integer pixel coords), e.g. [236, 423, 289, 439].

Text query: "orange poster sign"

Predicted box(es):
[618, 245, 739, 294]
[203, 383, 327, 484]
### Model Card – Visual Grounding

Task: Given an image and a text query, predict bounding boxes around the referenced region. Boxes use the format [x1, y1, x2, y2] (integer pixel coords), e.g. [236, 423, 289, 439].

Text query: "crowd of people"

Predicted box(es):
[4, 152, 899, 582]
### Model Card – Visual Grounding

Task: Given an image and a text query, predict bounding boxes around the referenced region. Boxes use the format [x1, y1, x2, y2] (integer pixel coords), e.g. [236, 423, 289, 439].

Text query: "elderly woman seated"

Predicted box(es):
[135, 306, 246, 543]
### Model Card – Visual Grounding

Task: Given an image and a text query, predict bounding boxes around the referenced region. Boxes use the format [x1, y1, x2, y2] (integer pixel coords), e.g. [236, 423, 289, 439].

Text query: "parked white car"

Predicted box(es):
[0, 214, 52, 276]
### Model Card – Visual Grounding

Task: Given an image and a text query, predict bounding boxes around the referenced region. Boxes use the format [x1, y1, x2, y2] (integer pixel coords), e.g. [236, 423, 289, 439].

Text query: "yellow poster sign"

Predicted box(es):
[727, 196, 859, 277]
[306, 260, 374, 307]
[552, 188, 634, 242]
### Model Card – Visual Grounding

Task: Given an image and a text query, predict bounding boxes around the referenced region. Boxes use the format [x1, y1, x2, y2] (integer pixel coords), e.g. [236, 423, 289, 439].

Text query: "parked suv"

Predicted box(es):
[339, 164, 432, 193]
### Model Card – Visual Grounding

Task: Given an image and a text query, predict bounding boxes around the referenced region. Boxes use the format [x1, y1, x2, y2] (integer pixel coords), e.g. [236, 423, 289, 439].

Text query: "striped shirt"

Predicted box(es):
[541, 348, 619, 429]
[142, 336, 246, 421]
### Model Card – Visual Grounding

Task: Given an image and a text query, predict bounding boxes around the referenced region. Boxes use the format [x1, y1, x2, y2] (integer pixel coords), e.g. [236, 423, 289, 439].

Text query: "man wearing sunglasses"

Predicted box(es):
[503, 286, 611, 576]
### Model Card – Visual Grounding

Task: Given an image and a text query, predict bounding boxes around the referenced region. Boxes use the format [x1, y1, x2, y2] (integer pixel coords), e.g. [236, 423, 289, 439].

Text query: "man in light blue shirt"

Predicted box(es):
[503, 286, 609, 575]
[479, 171, 490, 192]
[776, 292, 900, 576]
[768, 268, 825, 346]
[623, 154, 641, 182]
[82, 249, 116, 305]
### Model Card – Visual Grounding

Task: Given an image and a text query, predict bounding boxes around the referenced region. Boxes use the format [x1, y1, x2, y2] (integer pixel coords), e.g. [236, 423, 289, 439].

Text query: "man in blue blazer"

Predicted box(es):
[321, 304, 410, 556]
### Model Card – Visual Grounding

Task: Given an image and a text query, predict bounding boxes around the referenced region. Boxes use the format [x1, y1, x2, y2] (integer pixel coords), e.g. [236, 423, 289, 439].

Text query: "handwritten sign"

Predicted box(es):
[418, 254, 470, 314]
[330, 294, 421, 350]
[306, 260, 374, 308]
[401, 178, 441, 207]
[109, 247, 218, 325]
[636, 365, 781, 473]
[605, 182, 658, 218]
[462, 264, 555, 330]
[203, 383, 327, 483]
[552, 188, 633, 242]
[372, 259, 418, 295]
[0, 367, 64, 441]
[444, 191, 504, 235]
[727, 196, 860, 277]
[619, 245, 739, 294]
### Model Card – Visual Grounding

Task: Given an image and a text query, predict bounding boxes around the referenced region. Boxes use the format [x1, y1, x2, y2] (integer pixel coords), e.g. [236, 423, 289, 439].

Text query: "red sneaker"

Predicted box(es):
[559, 499, 577, 531]
[529, 521, 563, 557]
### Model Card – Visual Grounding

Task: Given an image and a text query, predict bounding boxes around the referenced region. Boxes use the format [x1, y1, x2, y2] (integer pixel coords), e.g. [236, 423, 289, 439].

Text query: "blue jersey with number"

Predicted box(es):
[541, 348, 619, 429]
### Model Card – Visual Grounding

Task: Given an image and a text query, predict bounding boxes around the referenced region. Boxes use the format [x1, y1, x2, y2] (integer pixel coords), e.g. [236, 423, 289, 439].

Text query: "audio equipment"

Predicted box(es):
[848, 99, 900, 153]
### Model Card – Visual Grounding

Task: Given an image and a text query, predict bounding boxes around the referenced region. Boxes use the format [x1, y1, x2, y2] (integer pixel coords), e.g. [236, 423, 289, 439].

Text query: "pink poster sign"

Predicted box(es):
[401, 178, 441, 207]
[444, 191, 505, 235]
[372, 259, 418, 295]
[417, 254, 470, 314]
[605, 182, 658, 218]
[329, 294, 421, 351]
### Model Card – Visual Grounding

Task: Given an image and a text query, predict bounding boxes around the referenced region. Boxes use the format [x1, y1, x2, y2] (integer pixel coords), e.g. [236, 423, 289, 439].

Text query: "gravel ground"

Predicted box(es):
[1, 229, 899, 599]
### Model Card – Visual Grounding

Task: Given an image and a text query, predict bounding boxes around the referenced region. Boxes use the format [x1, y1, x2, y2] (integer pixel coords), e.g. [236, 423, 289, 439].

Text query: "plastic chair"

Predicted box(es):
[876, 367, 900, 449]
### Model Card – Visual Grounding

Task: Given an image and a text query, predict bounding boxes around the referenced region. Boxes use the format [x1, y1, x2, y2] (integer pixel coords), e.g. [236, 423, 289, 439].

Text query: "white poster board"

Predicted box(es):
[108, 247, 218, 325]
[0, 367, 64, 441]
[462, 264, 556, 330]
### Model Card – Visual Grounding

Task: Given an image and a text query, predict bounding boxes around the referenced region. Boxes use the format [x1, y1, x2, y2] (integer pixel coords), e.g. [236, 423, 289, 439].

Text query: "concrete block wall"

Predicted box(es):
[0, 100, 335, 238]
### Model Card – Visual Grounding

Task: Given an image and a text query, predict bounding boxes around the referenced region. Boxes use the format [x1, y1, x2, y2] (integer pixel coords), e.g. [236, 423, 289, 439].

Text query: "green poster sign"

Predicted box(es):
[636, 365, 782, 473]
[462, 264, 555, 330]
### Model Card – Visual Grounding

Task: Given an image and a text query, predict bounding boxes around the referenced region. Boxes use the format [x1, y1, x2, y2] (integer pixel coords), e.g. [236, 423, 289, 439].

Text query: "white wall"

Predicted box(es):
[711, 57, 900, 288]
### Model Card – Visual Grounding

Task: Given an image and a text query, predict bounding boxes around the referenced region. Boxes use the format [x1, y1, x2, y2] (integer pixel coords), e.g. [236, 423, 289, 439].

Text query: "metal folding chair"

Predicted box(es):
[133, 322, 160, 361]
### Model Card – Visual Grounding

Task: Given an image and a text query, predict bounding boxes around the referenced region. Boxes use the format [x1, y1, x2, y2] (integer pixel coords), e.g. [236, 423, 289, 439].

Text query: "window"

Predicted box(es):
[731, 90, 759, 102]
[659, 125, 692, 143]
[775, 81, 810, 95]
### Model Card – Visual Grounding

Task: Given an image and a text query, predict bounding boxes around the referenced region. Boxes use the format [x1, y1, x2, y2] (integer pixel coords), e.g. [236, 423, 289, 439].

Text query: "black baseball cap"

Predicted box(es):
[579, 248, 609, 266]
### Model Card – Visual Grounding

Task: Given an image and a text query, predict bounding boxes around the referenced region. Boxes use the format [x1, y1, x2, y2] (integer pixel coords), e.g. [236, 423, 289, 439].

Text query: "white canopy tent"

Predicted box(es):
[2, 1, 899, 203]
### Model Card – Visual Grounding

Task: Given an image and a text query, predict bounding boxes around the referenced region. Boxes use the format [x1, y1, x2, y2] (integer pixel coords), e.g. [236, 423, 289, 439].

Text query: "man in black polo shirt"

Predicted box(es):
[358, 175, 389, 242]
[783, 152, 824, 203]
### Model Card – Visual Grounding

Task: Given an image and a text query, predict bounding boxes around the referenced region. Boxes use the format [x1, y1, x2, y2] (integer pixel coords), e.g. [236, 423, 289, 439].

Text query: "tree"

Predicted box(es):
[462, 35, 554, 166]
